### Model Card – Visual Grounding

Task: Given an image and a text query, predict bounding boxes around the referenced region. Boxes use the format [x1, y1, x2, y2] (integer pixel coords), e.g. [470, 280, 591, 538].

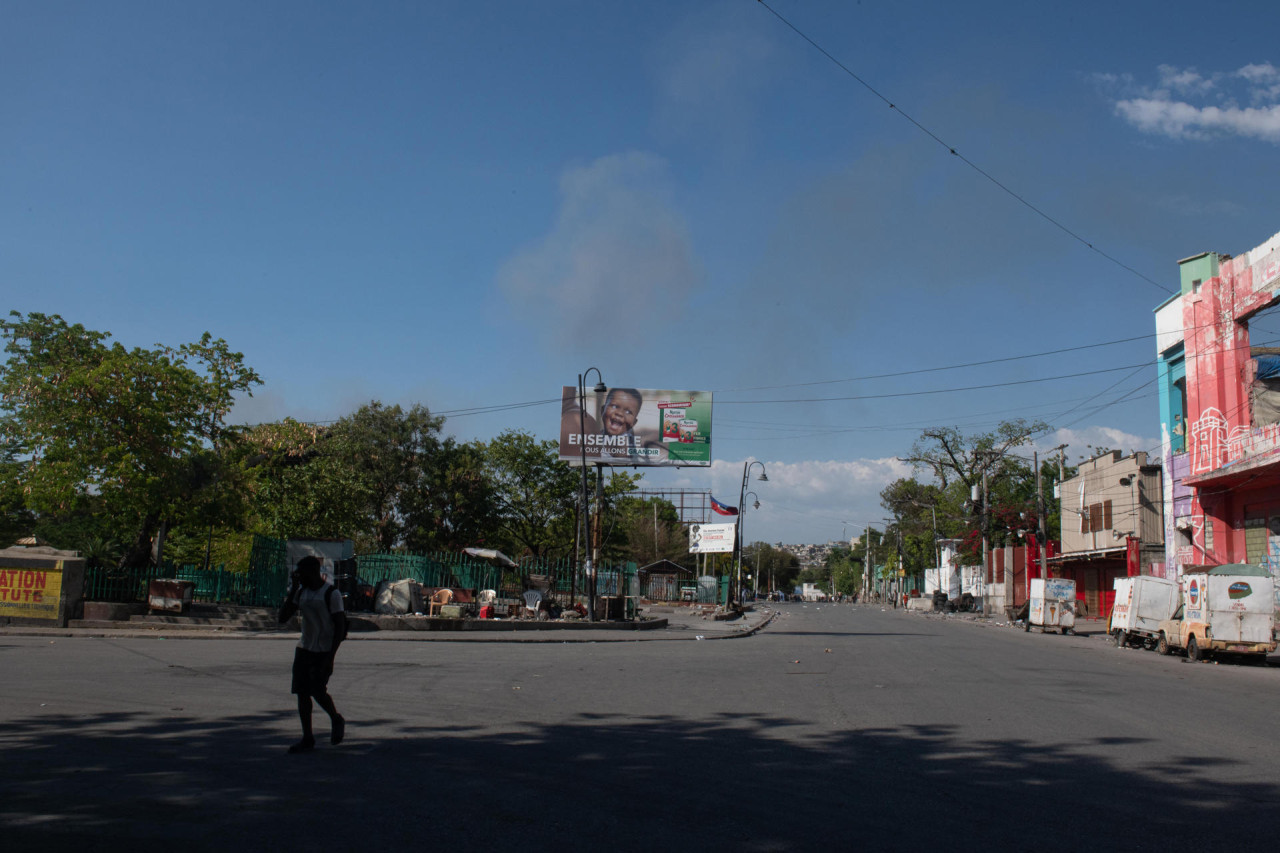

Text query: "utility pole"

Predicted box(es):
[593, 465, 604, 615]
[981, 457, 990, 614]
[865, 525, 873, 601]
[895, 515, 904, 602]
[1036, 451, 1048, 580]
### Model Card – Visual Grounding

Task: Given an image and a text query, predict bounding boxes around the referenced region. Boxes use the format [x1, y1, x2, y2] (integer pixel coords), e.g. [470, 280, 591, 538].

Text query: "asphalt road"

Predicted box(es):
[3, 602, 1278, 852]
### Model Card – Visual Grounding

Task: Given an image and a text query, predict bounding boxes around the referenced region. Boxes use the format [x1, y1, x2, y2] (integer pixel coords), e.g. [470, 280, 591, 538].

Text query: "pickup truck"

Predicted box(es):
[1156, 565, 1276, 662]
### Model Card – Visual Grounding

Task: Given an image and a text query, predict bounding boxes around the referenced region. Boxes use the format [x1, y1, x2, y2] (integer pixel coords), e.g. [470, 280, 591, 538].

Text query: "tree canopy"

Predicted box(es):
[0, 312, 261, 565]
[888, 419, 1074, 568]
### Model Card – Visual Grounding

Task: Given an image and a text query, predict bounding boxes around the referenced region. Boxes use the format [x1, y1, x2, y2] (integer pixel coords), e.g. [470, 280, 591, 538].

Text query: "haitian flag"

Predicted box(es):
[710, 495, 739, 516]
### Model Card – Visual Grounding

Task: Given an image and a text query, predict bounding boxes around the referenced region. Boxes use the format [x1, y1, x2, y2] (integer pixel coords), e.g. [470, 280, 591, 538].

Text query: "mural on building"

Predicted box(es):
[1190, 407, 1226, 474]
[1158, 229, 1280, 578]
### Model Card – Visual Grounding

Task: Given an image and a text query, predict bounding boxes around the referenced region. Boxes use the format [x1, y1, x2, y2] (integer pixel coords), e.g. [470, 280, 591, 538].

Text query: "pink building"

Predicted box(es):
[1155, 229, 1280, 576]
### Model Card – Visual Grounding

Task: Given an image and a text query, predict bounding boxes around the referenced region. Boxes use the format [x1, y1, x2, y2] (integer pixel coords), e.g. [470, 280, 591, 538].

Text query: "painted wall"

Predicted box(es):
[1160, 229, 1280, 571]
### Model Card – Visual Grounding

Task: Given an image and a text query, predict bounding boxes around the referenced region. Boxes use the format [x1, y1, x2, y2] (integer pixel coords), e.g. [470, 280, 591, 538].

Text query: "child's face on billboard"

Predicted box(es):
[602, 391, 641, 435]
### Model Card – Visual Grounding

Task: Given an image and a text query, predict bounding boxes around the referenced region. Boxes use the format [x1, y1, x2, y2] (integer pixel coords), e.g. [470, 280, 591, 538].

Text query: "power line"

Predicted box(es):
[754, 0, 1174, 295]
[720, 334, 1153, 393]
[720, 362, 1152, 405]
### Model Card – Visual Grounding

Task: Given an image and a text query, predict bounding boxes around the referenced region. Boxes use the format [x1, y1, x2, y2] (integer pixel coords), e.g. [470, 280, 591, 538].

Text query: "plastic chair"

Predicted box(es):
[522, 589, 543, 618]
[429, 588, 454, 616]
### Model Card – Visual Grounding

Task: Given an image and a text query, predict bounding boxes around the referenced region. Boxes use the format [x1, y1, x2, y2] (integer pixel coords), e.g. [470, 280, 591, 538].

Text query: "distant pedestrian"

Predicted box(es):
[278, 555, 347, 754]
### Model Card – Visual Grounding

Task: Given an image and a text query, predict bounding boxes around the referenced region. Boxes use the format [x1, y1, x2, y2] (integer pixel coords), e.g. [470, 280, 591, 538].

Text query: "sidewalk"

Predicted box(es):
[900, 604, 1111, 639]
[0, 604, 777, 643]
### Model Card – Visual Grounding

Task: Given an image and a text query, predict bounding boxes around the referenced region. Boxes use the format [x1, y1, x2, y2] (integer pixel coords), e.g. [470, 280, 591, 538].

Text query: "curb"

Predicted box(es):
[697, 608, 777, 640]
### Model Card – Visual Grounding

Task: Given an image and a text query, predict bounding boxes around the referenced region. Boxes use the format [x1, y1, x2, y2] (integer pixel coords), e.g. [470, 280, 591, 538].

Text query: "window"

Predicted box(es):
[1083, 500, 1113, 535]
[1245, 515, 1268, 564]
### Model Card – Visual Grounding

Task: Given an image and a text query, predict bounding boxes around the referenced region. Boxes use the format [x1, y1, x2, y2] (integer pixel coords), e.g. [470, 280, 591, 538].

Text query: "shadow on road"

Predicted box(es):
[2, 705, 1276, 853]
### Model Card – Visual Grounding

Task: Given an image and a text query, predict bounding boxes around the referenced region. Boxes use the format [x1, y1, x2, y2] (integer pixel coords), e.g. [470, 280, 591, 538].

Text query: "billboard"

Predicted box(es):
[559, 385, 712, 467]
[689, 522, 736, 554]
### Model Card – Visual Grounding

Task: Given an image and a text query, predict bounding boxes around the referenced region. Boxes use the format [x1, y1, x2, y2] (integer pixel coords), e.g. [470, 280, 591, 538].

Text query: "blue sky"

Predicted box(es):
[5, 0, 1280, 545]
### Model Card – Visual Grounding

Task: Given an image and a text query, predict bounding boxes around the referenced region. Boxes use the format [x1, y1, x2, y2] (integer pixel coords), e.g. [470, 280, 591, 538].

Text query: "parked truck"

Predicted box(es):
[1109, 575, 1180, 650]
[1156, 564, 1277, 662]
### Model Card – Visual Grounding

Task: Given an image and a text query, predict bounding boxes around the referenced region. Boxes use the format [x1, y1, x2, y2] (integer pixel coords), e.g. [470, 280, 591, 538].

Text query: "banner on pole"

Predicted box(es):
[559, 386, 712, 467]
[689, 522, 735, 554]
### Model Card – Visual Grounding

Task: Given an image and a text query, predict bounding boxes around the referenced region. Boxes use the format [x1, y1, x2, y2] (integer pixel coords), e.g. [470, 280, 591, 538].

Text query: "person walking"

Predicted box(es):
[278, 555, 347, 754]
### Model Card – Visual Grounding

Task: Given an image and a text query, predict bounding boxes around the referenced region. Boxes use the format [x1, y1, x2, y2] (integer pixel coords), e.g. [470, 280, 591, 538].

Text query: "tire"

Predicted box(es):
[1188, 635, 1203, 662]
[1114, 629, 1127, 648]
[1024, 620, 1031, 632]
[1157, 632, 1171, 655]
[1063, 627, 1073, 636]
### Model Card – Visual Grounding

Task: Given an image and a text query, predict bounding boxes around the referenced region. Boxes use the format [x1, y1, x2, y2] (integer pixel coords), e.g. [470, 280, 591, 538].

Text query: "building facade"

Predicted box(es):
[1154, 229, 1280, 585]
[1050, 451, 1163, 617]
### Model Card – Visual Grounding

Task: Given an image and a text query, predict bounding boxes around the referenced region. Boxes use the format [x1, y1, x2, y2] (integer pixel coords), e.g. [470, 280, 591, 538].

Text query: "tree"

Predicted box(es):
[824, 546, 863, 596]
[479, 430, 582, 560]
[607, 496, 685, 567]
[235, 418, 369, 544]
[901, 419, 1050, 491]
[895, 419, 1068, 565]
[328, 402, 446, 550]
[401, 439, 499, 552]
[0, 443, 35, 547]
[0, 312, 261, 566]
[747, 543, 801, 593]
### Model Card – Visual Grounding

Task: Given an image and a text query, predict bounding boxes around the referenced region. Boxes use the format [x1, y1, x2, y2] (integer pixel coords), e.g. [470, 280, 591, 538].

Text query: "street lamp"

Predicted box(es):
[578, 368, 606, 621]
[741, 490, 761, 601]
[733, 461, 767, 608]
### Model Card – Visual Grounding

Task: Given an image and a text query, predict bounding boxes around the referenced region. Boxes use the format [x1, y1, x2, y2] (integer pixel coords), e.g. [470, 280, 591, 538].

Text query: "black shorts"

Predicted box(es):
[291, 647, 335, 696]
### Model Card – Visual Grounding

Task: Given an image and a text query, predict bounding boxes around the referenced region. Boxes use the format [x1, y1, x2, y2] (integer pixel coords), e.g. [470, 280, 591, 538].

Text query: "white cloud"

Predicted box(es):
[1156, 64, 1214, 97]
[701, 456, 912, 544]
[1114, 98, 1280, 143]
[497, 152, 702, 349]
[1105, 63, 1280, 143]
[1237, 62, 1280, 102]
[1035, 426, 1158, 463]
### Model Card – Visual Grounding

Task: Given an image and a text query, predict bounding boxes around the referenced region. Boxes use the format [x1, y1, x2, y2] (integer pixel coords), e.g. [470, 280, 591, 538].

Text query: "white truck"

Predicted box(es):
[1156, 565, 1277, 662]
[1024, 577, 1076, 634]
[1109, 575, 1180, 650]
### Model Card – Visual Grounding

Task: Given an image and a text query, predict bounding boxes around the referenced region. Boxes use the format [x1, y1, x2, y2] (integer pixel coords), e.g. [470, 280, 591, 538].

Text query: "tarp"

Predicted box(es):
[1185, 563, 1273, 577]
[375, 579, 422, 614]
[1256, 355, 1280, 380]
[462, 548, 517, 568]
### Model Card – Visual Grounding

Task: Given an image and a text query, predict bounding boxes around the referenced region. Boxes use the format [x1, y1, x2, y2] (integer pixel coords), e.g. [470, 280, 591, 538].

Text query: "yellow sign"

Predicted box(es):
[0, 566, 62, 620]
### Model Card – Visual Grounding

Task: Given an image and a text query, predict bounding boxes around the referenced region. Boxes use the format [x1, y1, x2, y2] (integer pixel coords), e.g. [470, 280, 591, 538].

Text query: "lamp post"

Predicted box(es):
[733, 461, 768, 608]
[578, 368, 606, 621]
[740, 490, 761, 602]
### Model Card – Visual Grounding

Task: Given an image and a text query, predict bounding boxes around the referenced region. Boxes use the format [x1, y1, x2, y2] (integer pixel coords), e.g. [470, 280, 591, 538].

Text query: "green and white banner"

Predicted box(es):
[559, 385, 712, 467]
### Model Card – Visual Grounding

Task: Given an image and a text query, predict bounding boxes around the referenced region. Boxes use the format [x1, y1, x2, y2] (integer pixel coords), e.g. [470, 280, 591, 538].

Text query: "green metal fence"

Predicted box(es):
[81, 537, 643, 610]
[81, 561, 288, 608]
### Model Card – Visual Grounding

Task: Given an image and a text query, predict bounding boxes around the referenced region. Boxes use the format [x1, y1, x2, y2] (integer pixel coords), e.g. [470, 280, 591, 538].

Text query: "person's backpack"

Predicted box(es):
[323, 585, 349, 646]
